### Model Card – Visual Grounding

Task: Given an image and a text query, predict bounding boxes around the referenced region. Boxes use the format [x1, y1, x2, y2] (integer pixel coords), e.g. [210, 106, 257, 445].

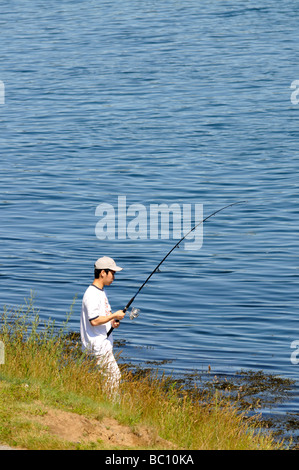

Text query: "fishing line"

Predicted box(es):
[107, 200, 245, 338]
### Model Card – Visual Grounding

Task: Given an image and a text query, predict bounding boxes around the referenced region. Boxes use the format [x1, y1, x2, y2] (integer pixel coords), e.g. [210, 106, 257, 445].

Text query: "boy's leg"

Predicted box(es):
[97, 350, 121, 395]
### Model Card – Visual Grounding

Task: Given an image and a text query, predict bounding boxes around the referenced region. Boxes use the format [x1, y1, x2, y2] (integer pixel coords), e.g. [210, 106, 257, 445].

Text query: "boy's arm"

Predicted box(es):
[90, 310, 125, 326]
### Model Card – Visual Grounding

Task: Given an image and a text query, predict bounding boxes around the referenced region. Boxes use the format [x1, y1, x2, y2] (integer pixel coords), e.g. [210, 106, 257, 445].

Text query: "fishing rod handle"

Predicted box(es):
[107, 307, 127, 338]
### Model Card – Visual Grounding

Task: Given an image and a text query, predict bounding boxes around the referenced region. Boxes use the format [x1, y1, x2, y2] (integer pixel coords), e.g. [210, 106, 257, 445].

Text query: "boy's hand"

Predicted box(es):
[111, 319, 120, 328]
[113, 310, 126, 321]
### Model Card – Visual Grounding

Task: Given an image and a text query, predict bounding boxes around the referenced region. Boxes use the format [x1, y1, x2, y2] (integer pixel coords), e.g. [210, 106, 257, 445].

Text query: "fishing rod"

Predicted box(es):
[107, 201, 245, 338]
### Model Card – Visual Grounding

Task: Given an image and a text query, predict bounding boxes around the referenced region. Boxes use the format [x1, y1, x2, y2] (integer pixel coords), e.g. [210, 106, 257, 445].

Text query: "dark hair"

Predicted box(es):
[94, 268, 110, 278]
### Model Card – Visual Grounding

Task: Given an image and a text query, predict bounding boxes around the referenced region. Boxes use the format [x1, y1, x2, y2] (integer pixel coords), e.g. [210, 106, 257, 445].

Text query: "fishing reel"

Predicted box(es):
[112, 307, 140, 328]
[129, 307, 140, 321]
[108, 306, 140, 337]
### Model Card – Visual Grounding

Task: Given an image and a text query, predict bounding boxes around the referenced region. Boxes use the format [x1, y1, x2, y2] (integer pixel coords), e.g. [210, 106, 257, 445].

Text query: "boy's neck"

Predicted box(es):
[92, 278, 104, 290]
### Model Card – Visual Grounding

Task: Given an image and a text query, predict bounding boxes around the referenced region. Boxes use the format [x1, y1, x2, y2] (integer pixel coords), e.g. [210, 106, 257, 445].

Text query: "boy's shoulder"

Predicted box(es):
[84, 284, 106, 299]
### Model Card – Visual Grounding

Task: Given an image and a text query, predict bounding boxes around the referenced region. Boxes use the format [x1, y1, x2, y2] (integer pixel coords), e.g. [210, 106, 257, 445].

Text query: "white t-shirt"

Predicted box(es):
[80, 284, 113, 356]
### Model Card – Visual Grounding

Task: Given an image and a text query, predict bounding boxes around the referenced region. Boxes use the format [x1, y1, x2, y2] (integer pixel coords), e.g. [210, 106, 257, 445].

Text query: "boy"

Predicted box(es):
[80, 256, 125, 392]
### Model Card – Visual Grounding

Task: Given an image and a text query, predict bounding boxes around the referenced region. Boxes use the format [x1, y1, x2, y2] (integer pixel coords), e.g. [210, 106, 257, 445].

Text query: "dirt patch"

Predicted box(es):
[33, 407, 172, 449]
[0, 444, 15, 450]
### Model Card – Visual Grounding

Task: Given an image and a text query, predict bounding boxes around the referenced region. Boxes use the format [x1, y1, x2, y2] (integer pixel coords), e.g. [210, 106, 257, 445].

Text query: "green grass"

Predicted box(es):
[0, 294, 284, 450]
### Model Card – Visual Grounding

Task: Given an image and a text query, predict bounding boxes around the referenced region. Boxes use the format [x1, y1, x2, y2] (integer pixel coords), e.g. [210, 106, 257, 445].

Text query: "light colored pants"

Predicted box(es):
[97, 350, 121, 396]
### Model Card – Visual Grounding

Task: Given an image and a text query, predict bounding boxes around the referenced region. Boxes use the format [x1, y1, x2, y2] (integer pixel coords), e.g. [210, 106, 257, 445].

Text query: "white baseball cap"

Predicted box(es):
[94, 256, 123, 272]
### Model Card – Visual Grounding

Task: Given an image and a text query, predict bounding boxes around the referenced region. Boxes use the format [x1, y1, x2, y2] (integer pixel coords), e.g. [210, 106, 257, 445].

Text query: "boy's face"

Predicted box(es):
[102, 269, 116, 286]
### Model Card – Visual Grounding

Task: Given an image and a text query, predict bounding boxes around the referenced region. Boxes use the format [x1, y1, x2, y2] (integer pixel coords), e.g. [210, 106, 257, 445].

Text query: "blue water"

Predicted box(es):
[1, 1, 299, 415]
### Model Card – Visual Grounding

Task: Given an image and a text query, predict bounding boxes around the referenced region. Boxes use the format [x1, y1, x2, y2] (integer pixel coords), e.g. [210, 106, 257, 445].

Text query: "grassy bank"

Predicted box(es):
[0, 295, 283, 450]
